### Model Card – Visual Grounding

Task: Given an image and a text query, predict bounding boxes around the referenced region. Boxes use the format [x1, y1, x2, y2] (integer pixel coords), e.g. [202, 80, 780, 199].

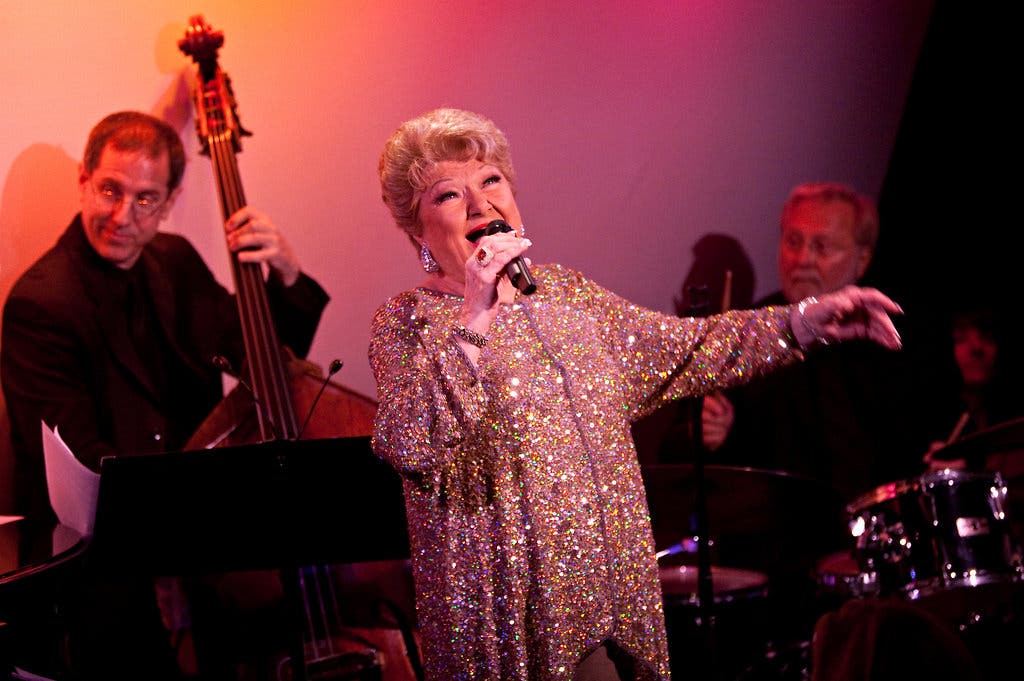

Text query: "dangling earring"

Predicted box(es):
[421, 242, 440, 273]
[519, 224, 527, 237]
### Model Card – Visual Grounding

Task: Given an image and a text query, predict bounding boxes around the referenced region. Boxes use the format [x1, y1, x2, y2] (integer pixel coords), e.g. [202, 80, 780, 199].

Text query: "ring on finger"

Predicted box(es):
[476, 246, 494, 267]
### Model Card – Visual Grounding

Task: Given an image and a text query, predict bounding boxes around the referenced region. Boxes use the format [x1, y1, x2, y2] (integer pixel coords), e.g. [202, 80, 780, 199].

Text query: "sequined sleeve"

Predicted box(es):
[552, 266, 804, 420]
[368, 290, 491, 482]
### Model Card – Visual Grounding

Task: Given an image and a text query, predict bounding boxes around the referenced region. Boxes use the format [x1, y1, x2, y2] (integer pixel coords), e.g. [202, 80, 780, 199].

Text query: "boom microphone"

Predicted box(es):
[294, 358, 345, 441]
[466, 219, 537, 295]
[212, 355, 280, 440]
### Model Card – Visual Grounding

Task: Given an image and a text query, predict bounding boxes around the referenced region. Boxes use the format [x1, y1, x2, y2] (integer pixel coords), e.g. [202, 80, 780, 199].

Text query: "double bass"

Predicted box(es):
[177, 16, 413, 681]
[178, 19, 375, 450]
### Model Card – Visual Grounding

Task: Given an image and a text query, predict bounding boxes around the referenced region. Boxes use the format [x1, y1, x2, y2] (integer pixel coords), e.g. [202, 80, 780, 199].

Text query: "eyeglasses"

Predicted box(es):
[89, 179, 166, 218]
[781, 232, 848, 259]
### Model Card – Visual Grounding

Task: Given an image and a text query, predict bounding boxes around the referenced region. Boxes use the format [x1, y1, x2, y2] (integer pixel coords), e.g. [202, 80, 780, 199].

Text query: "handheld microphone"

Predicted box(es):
[294, 359, 345, 441]
[466, 219, 537, 295]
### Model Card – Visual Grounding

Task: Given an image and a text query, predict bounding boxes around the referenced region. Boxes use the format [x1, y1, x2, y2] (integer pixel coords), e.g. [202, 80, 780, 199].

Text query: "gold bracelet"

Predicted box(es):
[453, 324, 488, 348]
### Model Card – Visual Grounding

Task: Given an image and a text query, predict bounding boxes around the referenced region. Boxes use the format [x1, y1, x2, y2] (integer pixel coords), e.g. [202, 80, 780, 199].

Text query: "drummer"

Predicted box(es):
[696, 182, 962, 501]
[660, 184, 964, 649]
[925, 301, 1024, 472]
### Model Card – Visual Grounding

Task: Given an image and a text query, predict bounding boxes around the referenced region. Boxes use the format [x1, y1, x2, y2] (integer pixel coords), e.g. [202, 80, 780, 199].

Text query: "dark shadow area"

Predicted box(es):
[645, 6, 1024, 677]
[0, 144, 79, 515]
[674, 233, 756, 317]
[872, 2, 1021, 372]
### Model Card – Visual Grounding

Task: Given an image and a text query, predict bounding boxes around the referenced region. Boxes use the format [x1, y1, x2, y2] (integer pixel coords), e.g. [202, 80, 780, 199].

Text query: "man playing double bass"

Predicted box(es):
[1, 110, 329, 679]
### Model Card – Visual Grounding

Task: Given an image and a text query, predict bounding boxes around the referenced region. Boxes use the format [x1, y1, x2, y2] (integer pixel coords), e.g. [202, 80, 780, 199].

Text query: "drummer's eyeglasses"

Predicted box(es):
[781, 232, 846, 259]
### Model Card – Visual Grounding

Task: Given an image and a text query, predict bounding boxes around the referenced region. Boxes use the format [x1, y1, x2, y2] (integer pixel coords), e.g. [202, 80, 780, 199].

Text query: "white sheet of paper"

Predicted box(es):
[41, 421, 100, 537]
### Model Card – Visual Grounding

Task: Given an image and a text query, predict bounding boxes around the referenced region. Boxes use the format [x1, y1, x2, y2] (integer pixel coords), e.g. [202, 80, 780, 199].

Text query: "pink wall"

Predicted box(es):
[0, 0, 933, 402]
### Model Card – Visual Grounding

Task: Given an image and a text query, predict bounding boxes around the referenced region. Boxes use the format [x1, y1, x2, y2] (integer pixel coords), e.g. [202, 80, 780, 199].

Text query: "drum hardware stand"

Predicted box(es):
[685, 286, 718, 679]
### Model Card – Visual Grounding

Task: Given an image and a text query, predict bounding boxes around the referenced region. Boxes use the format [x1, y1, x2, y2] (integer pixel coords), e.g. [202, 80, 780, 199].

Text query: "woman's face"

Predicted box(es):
[416, 159, 522, 284]
[954, 324, 997, 387]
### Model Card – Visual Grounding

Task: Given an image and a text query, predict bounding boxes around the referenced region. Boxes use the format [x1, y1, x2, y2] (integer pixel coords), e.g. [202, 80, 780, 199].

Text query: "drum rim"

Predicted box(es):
[919, 468, 1006, 487]
[816, 566, 880, 599]
[901, 569, 1023, 600]
[660, 581, 771, 606]
[846, 470, 1009, 513]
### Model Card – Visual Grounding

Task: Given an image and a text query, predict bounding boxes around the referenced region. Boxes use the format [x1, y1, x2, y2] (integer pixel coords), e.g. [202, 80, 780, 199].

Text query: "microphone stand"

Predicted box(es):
[685, 286, 717, 680]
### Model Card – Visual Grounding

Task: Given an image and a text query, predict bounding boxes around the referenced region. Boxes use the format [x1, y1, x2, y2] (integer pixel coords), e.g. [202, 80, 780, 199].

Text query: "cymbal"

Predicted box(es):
[658, 563, 769, 603]
[933, 416, 1024, 462]
[641, 464, 845, 533]
[641, 464, 848, 574]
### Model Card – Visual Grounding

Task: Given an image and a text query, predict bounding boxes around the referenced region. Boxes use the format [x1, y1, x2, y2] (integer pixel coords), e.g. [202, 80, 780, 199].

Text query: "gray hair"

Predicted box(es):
[781, 182, 879, 251]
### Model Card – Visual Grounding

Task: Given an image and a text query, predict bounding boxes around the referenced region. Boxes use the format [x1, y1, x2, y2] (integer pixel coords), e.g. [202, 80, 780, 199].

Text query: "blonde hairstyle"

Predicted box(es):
[781, 182, 880, 251]
[379, 108, 516, 238]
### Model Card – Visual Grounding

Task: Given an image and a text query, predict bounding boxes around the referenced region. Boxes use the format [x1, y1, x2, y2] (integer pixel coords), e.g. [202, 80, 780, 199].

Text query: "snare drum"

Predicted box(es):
[659, 563, 772, 681]
[847, 469, 1021, 600]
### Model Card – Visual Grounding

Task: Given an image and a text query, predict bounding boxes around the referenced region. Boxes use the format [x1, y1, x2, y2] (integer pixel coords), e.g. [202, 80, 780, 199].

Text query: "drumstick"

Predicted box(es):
[945, 410, 971, 445]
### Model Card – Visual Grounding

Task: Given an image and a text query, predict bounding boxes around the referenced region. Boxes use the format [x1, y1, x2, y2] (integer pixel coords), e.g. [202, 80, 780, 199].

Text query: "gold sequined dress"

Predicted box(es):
[369, 264, 803, 680]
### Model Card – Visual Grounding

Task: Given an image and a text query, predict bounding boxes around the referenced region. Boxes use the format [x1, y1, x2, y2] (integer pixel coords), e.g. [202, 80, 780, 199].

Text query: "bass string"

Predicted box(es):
[207, 122, 297, 441]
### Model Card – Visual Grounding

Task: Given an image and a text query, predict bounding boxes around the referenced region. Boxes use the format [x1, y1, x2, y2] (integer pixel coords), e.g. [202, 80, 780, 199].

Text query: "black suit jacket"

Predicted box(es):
[1, 215, 329, 521]
[717, 291, 962, 500]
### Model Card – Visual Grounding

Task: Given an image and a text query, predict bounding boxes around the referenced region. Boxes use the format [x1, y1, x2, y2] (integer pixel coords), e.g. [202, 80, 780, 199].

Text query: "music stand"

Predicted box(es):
[87, 436, 410, 680]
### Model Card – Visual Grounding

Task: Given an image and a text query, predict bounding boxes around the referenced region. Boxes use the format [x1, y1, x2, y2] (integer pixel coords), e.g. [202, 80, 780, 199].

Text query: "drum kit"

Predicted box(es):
[642, 463, 847, 681]
[643, 416, 1024, 681]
